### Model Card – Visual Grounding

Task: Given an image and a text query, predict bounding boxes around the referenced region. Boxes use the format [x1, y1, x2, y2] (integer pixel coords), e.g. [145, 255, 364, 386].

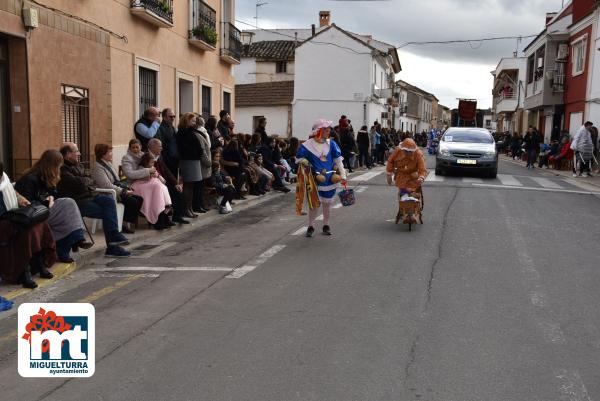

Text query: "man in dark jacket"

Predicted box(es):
[356, 125, 371, 169]
[523, 126, 541, 169]
[339, 122, 357, 173]
[148, 138, 188, 225]
[58, 143, 130, 257]
[217, 110, 231, 141]
[257, 137, 290, 192]
[156, 108, 179, 176]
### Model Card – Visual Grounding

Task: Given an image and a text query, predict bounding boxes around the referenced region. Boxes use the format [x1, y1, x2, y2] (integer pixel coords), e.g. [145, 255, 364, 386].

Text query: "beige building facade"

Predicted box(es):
[0, 0, 238, 176]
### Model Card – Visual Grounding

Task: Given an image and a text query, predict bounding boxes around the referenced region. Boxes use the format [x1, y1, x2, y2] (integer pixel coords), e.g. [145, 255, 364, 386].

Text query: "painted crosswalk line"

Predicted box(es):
[529, 177, 564, 189]
[461, 177, 484, 183]
[349, 170, 383, 182]
[497, 174, 523, 186]
[425, 170, 444, 182]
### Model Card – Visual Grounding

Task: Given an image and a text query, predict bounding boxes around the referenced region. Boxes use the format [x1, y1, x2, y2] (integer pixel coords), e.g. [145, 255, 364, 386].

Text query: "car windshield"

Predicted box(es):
[442, 131, 493, 144]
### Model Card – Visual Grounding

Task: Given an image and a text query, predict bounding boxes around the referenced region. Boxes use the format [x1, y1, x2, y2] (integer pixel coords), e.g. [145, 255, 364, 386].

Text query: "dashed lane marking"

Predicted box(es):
[226, 245, 286, 279]
[291, 226, 308, 236]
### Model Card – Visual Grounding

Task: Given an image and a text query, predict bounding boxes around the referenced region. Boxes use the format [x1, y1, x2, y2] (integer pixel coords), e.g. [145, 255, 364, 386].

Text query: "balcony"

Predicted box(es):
[220, 22, 242, 64]
[189, 0, 217, 51]
[131, 0, 173, 28]
[495, 92, 518, 114]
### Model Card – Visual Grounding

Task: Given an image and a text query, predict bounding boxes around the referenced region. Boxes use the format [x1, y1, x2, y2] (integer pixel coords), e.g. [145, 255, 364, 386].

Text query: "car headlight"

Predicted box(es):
[484, 150, 497, 157]
[438, 147, 451, 156]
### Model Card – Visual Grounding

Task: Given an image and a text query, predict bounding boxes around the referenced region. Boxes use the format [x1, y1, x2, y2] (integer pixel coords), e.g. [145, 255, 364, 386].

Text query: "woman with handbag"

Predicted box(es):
[0, 162, 57, 288]
[15, 150, 93, 264]
[92, 144, 143, 233]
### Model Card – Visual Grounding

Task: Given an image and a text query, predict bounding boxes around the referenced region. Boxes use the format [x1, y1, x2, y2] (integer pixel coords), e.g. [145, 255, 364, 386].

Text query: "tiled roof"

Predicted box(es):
[243, 40, 296, 60]
[235, 81, 294, 107]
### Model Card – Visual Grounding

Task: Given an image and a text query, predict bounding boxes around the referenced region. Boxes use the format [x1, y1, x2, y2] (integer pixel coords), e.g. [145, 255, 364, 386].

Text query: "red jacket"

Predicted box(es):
[553, 142, 574, 160]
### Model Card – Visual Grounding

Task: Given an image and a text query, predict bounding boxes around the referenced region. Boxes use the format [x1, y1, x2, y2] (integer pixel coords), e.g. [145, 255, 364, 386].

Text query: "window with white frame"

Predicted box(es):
[572, 35, 587, 76]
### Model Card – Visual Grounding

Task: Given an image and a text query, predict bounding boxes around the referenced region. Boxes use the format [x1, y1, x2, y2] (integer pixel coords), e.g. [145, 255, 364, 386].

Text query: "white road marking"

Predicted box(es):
[354, 186, 368, 193]
[291, 226, 307, 236]
[497, 174, 523, 186]
[349, 170, 383, 182]
[555, 369, 592, 401]
[332, 203, 343, 209]
[226, 244, 286, 279]
[95, 266, 233, 272]
[316, 215, 323, 221]
[461, 177, 484, 183]
[529, 177, 564, 189]
[563, 178, 600, 192]
[95, 273, 161, 278]
[472, 183, 600, 195]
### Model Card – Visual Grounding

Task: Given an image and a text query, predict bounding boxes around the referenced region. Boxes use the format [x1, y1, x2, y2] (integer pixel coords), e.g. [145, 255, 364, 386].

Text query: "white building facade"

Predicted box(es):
[292, 23, 400, 139]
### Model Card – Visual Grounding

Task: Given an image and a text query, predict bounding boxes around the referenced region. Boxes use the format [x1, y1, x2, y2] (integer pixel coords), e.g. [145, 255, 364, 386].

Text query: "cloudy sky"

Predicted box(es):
[236, 0, 566, 109]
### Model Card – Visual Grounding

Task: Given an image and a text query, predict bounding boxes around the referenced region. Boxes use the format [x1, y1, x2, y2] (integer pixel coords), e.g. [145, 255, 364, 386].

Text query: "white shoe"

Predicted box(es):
[400, 194, 410, 201]
[406, 196, 419, 202]
[573, 173, 578, 177]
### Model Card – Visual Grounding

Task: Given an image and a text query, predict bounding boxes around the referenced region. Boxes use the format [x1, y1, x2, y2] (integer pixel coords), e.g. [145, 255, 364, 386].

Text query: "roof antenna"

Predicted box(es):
[254, 1, 268, 28]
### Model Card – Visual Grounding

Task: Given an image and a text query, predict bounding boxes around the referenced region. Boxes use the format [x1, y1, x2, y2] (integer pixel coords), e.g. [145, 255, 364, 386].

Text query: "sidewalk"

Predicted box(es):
[500, 154, 600, 189]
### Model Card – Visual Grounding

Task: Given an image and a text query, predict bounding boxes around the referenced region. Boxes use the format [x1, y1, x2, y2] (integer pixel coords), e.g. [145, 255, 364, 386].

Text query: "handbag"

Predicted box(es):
[0, 203, 50, 229]
[338, 185, 356, 207]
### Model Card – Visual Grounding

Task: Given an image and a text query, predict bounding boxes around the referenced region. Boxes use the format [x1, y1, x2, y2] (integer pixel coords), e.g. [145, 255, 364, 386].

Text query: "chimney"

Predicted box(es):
[311, 24, 316, 37]
[319, 11, 331, 27]
[545, 12, 557, 25]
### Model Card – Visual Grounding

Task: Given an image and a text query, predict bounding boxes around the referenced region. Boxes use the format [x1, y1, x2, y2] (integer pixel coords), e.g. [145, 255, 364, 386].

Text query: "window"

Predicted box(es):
[201, 85, 212, 120]
[276, 61, 287, 74]
[572, 36, 587, 76]
[139, 67, 157, 117]
[223, 91, 231, 114]
[527, 55, 534, 84]
[253, 116, 264, 131]
[61, 85, 90, 165]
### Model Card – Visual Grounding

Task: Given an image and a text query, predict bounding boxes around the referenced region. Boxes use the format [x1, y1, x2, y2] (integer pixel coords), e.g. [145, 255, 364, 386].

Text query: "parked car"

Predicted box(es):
[435, 127, 498, 178]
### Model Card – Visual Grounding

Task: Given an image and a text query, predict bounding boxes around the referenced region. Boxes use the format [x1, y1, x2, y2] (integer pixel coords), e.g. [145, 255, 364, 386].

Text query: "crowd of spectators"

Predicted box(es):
[0, 107, 436, 290]
[494, 122, 599, 176]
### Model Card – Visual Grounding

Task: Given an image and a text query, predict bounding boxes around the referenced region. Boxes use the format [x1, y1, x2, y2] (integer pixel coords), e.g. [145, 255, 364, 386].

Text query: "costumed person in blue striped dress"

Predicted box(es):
[296, 118, 347, 237]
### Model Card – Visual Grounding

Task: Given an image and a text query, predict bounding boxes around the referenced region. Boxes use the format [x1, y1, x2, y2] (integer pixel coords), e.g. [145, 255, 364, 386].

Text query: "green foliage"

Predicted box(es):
[192, 24, 218, 47]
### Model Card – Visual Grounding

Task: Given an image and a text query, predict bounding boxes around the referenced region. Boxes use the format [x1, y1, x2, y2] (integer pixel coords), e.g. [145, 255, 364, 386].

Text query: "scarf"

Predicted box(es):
[295, 163, 320, 215]
[0, 172, 19, 211]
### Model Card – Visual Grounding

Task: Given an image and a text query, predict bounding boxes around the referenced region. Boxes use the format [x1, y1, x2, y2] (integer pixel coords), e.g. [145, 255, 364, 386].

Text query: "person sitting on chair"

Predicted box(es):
[386, 138, 428, 223]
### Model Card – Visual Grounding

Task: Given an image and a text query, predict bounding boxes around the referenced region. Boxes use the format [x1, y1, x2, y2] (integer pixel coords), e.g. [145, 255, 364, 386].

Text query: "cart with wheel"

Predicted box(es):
[395, 187, 424, 231]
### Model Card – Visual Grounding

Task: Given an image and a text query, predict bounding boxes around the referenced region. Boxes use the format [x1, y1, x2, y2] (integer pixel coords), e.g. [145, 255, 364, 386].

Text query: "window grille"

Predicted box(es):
[61, 84, 90, 165]
[139, 67, 157, 117]
[223, 91, 231, 114]
[202, 85, 212, 120]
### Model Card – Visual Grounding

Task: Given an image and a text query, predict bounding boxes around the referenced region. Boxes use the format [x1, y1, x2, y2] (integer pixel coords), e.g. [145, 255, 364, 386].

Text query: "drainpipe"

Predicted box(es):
[311, 24, 315, 37]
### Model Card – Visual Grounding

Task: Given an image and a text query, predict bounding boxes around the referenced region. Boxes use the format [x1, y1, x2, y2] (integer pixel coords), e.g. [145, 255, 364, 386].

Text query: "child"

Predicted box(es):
[136, 153, 173, 229]
[211, 161, 235, 214]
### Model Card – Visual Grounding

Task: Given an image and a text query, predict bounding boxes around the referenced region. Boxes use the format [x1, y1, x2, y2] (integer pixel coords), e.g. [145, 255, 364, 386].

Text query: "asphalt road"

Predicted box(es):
[1, 154, 600, 401]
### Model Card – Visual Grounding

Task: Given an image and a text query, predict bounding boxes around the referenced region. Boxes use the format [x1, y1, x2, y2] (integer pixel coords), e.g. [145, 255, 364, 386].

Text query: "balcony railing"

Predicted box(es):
[220, 22, 242, 64]
[130, 0, 173, 28]
[189, 0, 217, 50]
[553, 74, 565, 92]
